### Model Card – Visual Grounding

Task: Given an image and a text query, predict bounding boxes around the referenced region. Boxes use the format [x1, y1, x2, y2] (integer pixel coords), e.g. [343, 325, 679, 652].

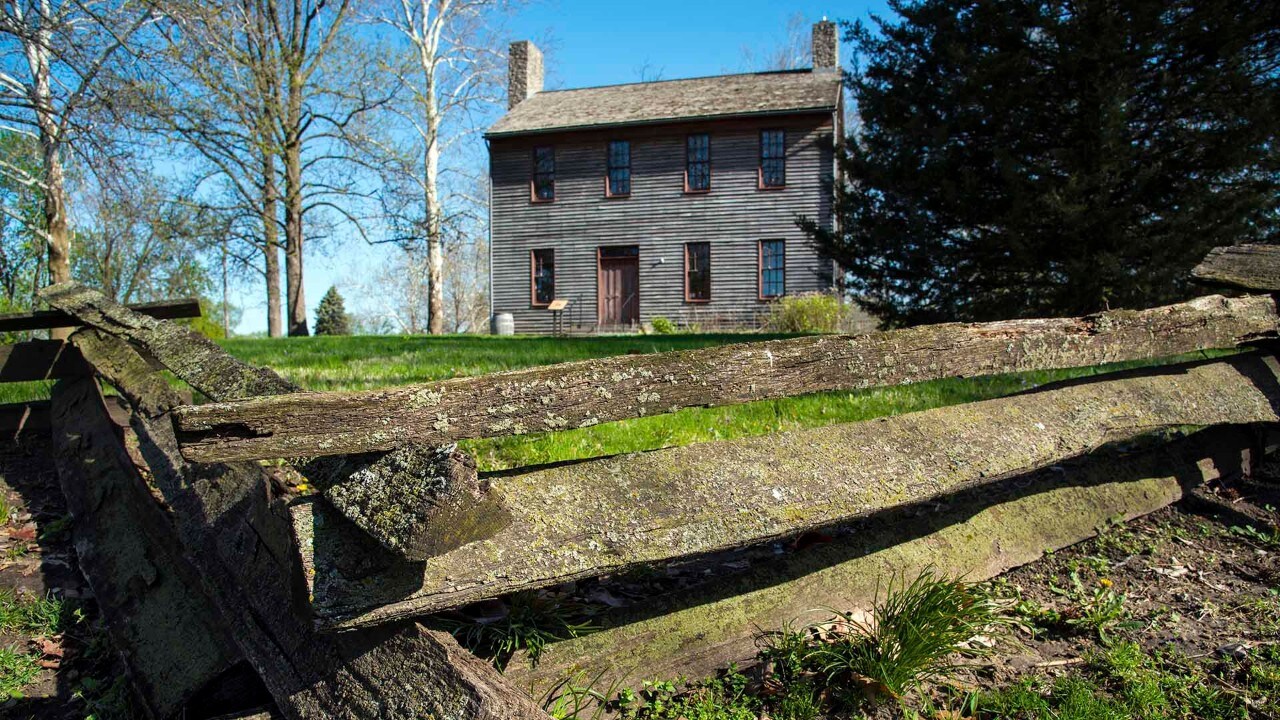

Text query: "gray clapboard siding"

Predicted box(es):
[489, 113, 836, 333]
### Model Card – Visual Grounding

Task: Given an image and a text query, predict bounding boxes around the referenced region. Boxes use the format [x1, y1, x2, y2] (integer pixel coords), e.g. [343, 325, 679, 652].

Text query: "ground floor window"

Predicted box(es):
[759, 240, 785, 299]
[685, 242, 710, 302]
[531, 248, 555, 305]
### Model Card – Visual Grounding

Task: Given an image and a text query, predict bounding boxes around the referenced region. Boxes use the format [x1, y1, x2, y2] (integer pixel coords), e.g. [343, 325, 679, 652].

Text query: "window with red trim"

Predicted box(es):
[532, 146, 555, 200]
[760, 130, 785, 188]
[685, 242, 710, 301]
[606, 140, 630, 196]
[532, 248, 555, 304]
[686, 134, 710, 191]
[759, 240, 785, 298]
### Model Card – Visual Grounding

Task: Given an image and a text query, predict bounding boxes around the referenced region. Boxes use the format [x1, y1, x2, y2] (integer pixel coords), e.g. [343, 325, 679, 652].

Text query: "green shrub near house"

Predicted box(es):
[767, 293, 845, 333]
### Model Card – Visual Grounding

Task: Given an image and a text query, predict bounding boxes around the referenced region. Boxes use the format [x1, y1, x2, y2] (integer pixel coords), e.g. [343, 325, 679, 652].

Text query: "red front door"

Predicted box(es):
[598, 246, 639, 327]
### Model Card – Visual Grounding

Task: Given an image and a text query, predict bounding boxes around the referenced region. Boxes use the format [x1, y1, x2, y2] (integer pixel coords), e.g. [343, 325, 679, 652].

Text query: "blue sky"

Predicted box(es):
[237, 0, 890, 335]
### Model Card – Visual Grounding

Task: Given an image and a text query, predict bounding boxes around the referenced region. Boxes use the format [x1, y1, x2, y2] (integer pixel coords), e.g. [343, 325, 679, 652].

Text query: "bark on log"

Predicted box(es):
[50, 377, 244, 717]
[174, 294, 1279, 463]
[53, 288, 490, 560]
[295, 353, 1280, 628]
[69, 331, 550, 719]
[39, 282, 296, 400]
[1193, 244, 1280, 292]
[507, 426, 1264, 695]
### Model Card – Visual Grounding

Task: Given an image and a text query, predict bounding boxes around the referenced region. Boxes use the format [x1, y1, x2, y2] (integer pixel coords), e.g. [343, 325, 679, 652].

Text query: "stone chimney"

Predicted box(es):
[507, 40, 544, 109]
[812, 19, 838, 71]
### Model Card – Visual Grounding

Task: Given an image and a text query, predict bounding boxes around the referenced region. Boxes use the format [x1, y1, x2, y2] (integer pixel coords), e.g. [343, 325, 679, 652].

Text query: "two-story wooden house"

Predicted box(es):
[487, 22, 843, 333]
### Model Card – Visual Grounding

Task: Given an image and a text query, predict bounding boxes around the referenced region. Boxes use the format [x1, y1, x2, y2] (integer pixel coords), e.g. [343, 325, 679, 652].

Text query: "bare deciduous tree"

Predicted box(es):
[148, 0, 287, 335]
[366, 0, 512, 334]
[740, 12, 812, 71]
[0, 0, 154, 336]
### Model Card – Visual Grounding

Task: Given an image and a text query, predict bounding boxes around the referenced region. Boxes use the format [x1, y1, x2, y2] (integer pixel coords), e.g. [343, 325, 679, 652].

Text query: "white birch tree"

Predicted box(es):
[367, 0, 512, 334]
[0, 0, 153, 337]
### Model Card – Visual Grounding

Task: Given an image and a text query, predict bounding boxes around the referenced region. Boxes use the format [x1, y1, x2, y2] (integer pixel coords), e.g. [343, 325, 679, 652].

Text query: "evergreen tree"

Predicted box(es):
[314, 286, 350, 336]
[804, 0, 1280, 327]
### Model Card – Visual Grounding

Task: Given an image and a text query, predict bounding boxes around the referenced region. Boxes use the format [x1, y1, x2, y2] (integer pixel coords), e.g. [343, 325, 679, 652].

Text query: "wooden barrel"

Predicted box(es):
[490, 313, 515, 335]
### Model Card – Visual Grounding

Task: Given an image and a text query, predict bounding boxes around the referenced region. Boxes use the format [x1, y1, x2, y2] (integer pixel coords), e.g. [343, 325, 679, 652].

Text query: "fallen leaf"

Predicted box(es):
[38, 637, 64, 658]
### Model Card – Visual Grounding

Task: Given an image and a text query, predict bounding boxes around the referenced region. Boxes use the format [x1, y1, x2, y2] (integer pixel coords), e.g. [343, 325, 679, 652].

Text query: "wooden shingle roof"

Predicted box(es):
[486, 69, 841, 138]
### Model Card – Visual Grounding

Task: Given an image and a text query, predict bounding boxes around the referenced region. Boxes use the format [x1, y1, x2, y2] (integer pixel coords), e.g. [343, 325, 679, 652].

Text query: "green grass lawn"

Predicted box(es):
[221, 333, 1223, 471]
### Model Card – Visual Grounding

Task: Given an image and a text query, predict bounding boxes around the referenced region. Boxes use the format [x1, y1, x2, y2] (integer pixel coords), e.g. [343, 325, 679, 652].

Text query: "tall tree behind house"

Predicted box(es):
[803, 0, 1280, 327]
[0, 0, 155, 338]
[151, 0, 388, 337]
[147, 0, 286, 337]
[364, 0, 515, 335]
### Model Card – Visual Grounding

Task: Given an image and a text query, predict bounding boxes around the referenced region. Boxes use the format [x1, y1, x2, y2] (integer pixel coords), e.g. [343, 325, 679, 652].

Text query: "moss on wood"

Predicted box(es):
[507, 426, 1255, 692]
[298, 353, 1280, 628]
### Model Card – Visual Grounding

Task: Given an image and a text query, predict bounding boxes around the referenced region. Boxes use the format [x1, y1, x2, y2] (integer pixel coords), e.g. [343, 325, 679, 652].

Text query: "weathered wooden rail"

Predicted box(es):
[11, 242, 1280, 719]
[173, 293, 1278, 463]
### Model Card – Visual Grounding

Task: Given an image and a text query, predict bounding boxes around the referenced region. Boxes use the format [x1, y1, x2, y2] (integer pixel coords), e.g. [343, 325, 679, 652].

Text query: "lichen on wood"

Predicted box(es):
[173, 293, 1280, 463]
[506, 426, 1259, 693]
[40, 281, 297, 401]
[50, 377, 243, 716]
[72, 328, 551, 719]
[308, 445, 512, 559]
[1193, 244, 1280, 292]
[296, 353, 1280, 629]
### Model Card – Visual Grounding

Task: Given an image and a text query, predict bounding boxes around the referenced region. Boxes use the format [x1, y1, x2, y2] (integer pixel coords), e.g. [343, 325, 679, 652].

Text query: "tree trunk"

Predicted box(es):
[425, 135, 444, 335]
[283, 147, 306, 337]
[263, 152, 284, 338]
[283, 73, 307, 337]
[42, 141, 70, 286]
[29, 29, 71, 338]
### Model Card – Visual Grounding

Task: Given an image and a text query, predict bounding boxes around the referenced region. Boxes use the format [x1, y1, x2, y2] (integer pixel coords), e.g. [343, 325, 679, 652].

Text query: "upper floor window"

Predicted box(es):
[606, 140, 631, 196]
[531, 248, 555, 305]
[532, 146, 555, 201]
[685, 241, 710, 302]
[686, 134, 710, 192]
[759, 130, 786, 188]
[759, 240, 785, 298]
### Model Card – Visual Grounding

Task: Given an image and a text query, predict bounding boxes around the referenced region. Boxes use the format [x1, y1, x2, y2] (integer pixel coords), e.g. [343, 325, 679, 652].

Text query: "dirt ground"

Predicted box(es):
[0, 431, 138, 719]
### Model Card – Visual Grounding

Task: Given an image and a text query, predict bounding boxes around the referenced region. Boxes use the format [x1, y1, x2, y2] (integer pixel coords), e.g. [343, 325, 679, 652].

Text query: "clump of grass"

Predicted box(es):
[441, 591, 597, 669]
[804, 569, 1008, 701]
[0, 588, 78, 636]
[0, 645, 40, 699]
[612, 570, 1004, 718]
[541, 668, 625, 720]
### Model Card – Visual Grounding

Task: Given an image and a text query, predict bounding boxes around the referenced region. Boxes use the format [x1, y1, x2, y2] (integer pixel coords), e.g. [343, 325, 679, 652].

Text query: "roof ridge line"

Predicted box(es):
[536, 67, 816, 95]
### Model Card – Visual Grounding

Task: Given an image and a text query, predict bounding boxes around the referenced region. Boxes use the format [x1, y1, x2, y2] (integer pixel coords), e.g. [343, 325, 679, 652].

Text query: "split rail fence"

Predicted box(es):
[8, 244, 1280, 718]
